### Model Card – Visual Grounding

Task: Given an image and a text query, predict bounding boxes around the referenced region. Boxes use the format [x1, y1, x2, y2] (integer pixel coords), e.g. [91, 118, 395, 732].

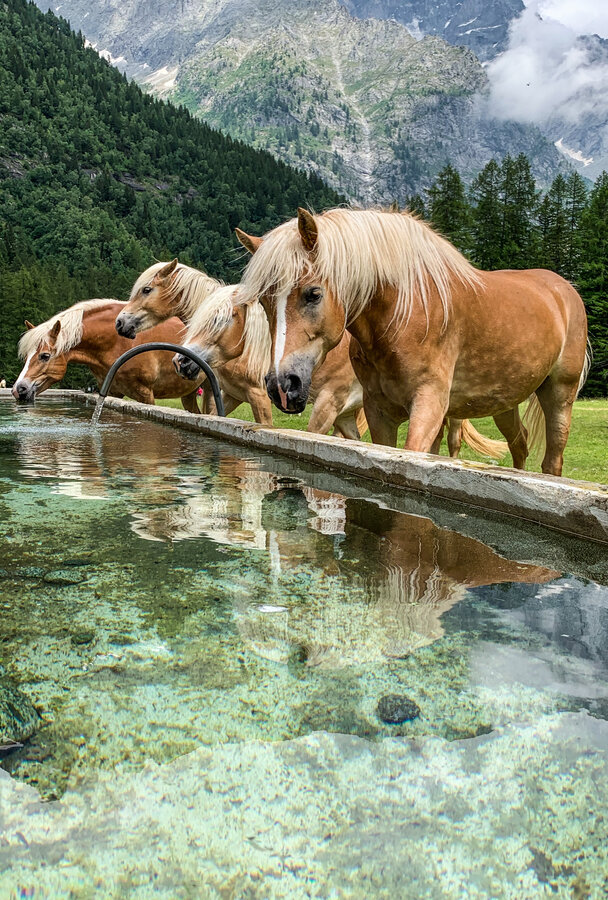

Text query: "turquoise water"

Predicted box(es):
[1, 397, 608, 896]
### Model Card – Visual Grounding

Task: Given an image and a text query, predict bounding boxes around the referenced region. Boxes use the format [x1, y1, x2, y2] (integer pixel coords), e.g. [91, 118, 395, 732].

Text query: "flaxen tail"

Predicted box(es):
[461, 420, 508, 461]
[524, 340, 592, 460]
[356, 408, 369, 438]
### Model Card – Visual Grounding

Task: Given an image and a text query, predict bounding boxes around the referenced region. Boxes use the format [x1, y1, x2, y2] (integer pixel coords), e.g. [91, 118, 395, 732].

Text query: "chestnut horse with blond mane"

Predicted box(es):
[237, 208, 589, 475]
[117, 259, 368, 438]
[13, 300, 204, 409]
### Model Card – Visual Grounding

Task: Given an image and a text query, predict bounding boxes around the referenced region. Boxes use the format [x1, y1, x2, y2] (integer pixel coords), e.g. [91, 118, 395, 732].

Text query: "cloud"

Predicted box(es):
[528, 0, 608, 39]
[487, 0, 608, 133]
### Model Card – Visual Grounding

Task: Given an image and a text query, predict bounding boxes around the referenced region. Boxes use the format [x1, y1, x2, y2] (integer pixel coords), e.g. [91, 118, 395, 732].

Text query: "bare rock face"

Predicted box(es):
[33, 0, 562, 201]
[341, 0, 525, 62]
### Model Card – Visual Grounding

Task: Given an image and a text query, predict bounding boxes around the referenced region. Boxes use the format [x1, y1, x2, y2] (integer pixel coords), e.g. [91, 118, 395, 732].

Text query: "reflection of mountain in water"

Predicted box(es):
[471, 577, 608, 669]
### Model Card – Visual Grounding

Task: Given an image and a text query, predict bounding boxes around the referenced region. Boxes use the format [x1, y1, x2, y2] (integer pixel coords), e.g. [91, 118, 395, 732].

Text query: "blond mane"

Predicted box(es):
[239, 208, 481, 328]
[18, 299, 119, 359]
[131, 261, 223, 322]
[185, 284, 271, 384]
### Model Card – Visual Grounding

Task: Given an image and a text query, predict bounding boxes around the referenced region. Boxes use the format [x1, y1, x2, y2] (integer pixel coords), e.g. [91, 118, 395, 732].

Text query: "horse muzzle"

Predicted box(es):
[115, 313, 141, 340]
[12, 380, 36, 403]
[265, 366, 311, 415]
[173, 349, 203, 380]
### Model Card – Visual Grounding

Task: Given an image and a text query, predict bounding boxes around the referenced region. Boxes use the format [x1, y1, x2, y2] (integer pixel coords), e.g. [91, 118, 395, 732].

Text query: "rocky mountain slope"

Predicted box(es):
[34, 0, 563, 203]
[341, 0, 524, 61]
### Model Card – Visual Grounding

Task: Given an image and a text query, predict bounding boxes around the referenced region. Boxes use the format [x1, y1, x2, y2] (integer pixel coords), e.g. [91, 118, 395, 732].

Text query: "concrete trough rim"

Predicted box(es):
[3, 389, 607, 545]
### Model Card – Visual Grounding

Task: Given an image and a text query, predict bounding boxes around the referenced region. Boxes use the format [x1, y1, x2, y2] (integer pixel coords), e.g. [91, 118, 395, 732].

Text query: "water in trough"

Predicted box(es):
[1, 397, 607, 896]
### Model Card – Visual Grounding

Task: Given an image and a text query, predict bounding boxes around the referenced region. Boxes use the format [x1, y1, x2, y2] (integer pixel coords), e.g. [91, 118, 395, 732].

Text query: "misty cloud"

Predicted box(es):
[487, 1, 608, 138]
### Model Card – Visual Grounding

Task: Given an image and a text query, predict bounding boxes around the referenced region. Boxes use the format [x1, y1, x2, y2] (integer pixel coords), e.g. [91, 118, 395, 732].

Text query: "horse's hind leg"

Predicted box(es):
[493, 407, 528, 469]
[447, 419, 463, 458]
[430, 421, 444, 455]
[181, 390, 201, 414]
[333, 411, 360, 441]
[535, 375, 579, 476]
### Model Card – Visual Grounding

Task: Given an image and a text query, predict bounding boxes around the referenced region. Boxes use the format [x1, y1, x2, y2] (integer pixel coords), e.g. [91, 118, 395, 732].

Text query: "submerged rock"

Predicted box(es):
[15, 566, 45, 579]
[71, 630, 95, 646]
[377, 694, 420, 725]
[0, 679, 40, 744]
[43, 569, 86, 586]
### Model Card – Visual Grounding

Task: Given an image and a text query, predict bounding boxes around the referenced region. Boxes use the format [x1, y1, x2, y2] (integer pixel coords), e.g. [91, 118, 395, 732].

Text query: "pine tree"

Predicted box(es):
[470, 160, 502, 268]
[426, 164, 471, 252]
[578, 172, 608, 396]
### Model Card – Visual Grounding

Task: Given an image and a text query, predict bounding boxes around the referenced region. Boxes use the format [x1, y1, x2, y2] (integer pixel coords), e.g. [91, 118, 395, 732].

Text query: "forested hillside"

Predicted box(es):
[0, 0, 340, 383]
[0, 1, 606, 396]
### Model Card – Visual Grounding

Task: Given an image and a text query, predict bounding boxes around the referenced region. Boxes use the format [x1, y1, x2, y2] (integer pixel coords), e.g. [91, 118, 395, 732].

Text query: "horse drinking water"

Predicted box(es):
[118, 259, 367, 438]
[13, 300, 205, 410]
[237, 208, 589, 475]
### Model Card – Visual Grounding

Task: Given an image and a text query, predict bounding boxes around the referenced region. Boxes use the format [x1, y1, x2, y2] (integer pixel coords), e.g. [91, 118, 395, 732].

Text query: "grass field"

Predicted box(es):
[158, 397, 608, 485]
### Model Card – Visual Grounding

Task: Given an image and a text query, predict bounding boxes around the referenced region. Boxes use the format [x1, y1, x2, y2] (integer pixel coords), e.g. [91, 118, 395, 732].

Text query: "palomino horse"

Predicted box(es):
[13, 299, 204, 410]
[117, 260, 367, 438]
[236, 230, 507, 460]
[173, 284, 368, 439]
[237, 208, 589, 475]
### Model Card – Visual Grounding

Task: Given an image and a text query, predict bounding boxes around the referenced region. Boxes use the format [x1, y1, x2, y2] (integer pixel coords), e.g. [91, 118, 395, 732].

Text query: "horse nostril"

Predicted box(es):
[264, 373, 271, 387]
[286, 374, 302, 398]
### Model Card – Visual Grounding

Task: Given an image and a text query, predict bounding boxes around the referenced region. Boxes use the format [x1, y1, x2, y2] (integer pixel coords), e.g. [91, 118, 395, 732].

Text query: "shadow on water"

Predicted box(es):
[1, 397, 607, 802]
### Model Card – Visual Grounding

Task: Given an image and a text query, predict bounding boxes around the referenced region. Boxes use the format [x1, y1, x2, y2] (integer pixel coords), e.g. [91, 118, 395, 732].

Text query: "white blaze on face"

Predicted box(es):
[15, 351, 35, 387]
[274, 290, 288, 377]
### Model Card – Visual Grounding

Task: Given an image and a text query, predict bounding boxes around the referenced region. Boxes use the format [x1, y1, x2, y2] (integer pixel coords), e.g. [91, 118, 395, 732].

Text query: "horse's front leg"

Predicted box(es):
[246, 388, 273, 426]
[405, 387, 449, 453]
[365, 397, 399, 446]
[307, 392, 341, 435]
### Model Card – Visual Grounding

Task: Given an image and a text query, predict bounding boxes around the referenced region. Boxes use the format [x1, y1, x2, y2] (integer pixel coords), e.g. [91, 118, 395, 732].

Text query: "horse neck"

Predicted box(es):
[175, 273, 220, 324]
[67, 307, 124, 379]
[346, 285, 442, 352]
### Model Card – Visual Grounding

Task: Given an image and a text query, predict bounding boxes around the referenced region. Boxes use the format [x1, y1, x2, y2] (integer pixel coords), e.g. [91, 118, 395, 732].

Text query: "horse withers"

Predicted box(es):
[13, 300, 204, 411]
[236, 208, 588, 476]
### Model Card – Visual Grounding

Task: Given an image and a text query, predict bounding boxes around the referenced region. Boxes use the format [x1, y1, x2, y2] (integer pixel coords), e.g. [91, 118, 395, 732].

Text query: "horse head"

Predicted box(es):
[173, 285, 246, 380]
[116, 258, 179, 338]
[13, 320, 68, 402]
[237, 209, 345, 414]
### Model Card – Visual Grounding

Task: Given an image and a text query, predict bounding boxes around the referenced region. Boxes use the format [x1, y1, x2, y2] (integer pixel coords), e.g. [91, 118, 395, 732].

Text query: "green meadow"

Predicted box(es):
[158, 397, 608, 485]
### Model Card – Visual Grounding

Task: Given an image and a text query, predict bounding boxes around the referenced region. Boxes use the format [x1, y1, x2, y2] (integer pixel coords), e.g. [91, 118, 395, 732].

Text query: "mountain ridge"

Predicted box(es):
[34, 0, 565, 202]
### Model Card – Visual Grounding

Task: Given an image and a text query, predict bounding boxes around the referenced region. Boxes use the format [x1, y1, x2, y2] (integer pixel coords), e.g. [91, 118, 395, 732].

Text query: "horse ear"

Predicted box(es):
[49, 320, 61, 340]
[297, 208, 318, 253]
[24, 320, 36, 330]
[156, 258, 178, 280]
[235, 228, 262, 255]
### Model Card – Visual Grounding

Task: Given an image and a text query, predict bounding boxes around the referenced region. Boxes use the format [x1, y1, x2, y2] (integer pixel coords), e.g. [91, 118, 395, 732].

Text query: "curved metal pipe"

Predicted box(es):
[97, 342, 225, 417]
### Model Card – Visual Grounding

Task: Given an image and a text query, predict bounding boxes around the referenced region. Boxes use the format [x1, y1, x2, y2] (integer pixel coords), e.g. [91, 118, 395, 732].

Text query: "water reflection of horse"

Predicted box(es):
[237, 208, 589, 475]
[236, 487, 559, 667]
[15, 411, 559, 664]
[12, 299, 204, 409]
[116, 260, 368, 438]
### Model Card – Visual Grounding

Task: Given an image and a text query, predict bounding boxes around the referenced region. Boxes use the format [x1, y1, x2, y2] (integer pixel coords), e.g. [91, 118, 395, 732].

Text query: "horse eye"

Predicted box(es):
[142, 286, 153, 295]
[303, 286, 323, 304]
[39, 353, 51, 362]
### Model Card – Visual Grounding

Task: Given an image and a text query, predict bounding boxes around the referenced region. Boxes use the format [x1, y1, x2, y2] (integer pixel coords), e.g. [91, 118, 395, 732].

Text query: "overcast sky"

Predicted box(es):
[488, 0, 608, 144]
